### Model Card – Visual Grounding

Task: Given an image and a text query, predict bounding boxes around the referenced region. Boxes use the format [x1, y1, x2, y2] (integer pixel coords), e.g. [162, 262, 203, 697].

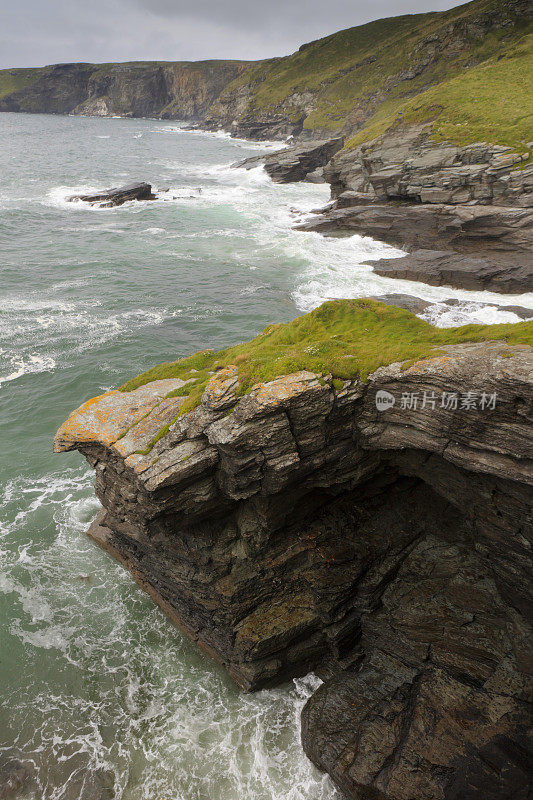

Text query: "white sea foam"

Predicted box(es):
[0, 289, 175, 385]
[151, 123, 288, 151]
[0, 353, 57, 386]
[2, 118, 531, 800]
[1, 463, 339, 800]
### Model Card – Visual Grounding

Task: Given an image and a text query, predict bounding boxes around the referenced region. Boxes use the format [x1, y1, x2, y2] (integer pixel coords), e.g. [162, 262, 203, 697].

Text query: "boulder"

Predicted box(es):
[68, 182, 155, 207]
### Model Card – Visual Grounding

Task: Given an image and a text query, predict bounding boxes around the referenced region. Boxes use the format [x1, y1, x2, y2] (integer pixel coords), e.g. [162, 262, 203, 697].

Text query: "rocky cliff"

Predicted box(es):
[55, 301, 532, 800]
[2, 0, 531, 148]
[0, 61, 255, 120]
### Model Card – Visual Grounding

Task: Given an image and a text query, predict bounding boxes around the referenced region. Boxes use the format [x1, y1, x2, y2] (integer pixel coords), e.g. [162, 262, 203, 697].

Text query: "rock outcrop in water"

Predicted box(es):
[68, 182, 155, 207]
[234, 138, 344, 183]
[55, 309, 533, 800]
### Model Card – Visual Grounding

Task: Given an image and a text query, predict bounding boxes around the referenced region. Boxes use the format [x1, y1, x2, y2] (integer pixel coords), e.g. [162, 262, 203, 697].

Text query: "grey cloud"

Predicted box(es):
[0, 0, 462, 69]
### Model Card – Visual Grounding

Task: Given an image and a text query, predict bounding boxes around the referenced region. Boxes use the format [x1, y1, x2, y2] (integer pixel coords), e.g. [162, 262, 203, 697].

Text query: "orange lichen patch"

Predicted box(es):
[405, 355, 454, 374]
[54, 378, 186, 453]
[237, 371, 320, 420]
[202, 366, 239, 411]
[113, 396, 184, 458]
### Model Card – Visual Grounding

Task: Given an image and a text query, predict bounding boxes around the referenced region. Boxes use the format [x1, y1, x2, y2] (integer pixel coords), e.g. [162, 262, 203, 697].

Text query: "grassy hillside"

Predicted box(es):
[0, 0, 530, 152]
[344, 30, 533, 154]
[216, 0, 532, 150]
[0, 67, 44, 100]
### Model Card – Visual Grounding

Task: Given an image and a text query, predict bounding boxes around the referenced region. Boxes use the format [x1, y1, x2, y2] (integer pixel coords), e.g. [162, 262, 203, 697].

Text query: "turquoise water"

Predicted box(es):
[1, 113, 531, 800]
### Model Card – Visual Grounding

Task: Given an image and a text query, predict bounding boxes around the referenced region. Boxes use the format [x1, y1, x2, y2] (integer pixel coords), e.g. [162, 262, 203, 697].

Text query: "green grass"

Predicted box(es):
[216, 0, 532, 154]
[0, 68, 43, 100]
[120, 300, 532, 451]
[345, 32, 533, 158]
[2, 0, 530, 154]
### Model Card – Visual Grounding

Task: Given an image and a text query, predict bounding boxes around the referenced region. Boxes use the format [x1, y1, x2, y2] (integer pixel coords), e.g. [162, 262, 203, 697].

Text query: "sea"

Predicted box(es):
[1, 112, 532, 800]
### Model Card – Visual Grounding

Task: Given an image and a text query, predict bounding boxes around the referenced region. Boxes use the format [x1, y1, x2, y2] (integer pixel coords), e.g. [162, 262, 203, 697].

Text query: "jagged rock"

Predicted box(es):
[234, 138, 344, 183]
[55, 335, 533, 800]
[297, 203, 532, 254]
[297, 204, 533, 293]
[371, 249, 533, 294]
[326, 125, 533, 208]
[68, 182, 155, 207]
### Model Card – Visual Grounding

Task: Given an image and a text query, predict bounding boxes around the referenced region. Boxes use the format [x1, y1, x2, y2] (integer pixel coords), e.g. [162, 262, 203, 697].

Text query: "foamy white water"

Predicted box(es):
[0, 111, 530, 800]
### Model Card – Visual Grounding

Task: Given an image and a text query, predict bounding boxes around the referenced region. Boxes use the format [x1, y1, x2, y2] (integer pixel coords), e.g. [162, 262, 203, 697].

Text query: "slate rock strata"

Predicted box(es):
[371, 250, 533, 294]
[234, 138, 344, 183]
[55, 340, 533, 800]
[298, 203, 533, 293]
[326, 125, 533, 208]
[68, 182, 155, 207]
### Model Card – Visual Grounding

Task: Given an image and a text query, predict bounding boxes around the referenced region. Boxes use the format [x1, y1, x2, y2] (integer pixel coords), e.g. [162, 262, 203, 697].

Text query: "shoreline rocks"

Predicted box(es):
[55, 331, 533, 799]
[371, 250, 533, 294]
[325, 125, 532, 208]
[369, 293, 533, 319]
[68, 182, 155, 207]
[297, 203, 533, 294]
[233, 137, 344, 183]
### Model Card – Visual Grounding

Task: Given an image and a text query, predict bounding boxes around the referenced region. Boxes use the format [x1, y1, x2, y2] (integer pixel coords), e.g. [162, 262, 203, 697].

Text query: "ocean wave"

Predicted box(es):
[0, 353, 57, 386]
[151, 123, 288, 151]
[0, 461, 339, 800]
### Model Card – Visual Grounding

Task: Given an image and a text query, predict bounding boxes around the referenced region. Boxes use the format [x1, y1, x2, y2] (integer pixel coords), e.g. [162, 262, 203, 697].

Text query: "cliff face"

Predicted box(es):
[1, 0, 531, 149]
[55, 301, 532, 800]
[0, 61, 255, 121]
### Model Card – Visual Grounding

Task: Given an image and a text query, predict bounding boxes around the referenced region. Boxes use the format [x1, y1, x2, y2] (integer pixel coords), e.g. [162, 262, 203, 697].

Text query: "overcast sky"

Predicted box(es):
[1, 0, 466, 69]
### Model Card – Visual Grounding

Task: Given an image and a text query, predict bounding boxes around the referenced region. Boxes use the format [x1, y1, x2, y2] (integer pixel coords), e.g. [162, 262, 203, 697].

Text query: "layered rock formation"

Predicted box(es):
[326, 125, 533, 208]
[293, 125, 533, 293]
[55, 320, 532, 800]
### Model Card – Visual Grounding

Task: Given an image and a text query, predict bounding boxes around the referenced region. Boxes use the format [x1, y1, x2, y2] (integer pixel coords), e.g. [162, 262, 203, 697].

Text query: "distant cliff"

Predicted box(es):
[0, 61, 255, 121]
[1, 0, 531, 148]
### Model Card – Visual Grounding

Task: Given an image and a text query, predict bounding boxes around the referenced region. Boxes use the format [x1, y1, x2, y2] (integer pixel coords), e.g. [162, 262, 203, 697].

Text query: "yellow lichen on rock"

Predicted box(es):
[53, 378, 186, 453]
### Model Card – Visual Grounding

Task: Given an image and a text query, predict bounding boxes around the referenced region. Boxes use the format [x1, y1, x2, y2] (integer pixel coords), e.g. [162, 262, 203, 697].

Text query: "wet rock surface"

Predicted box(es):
[68, 182, 155, 207]
[297, 203, 533, 255]
[56, 338, 533, 800]
[298, 202, 533, 293]
[234, 138, 344, 183]
[371, 249, 533, 294]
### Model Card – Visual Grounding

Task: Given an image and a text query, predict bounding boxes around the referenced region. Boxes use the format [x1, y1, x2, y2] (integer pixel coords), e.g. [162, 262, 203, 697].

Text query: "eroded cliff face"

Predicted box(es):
[55, 337, 532, 800]
[292, 125, 533, 293]
[0, 61, 255, 121]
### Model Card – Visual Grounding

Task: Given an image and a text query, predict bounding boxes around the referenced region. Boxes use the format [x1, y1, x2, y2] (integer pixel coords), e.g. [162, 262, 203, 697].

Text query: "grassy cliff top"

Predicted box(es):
[2, 0, 530, 154]
[344, 31, 532, 155]
[221, 0, 532, 154]
[120, 300, 533, 422]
